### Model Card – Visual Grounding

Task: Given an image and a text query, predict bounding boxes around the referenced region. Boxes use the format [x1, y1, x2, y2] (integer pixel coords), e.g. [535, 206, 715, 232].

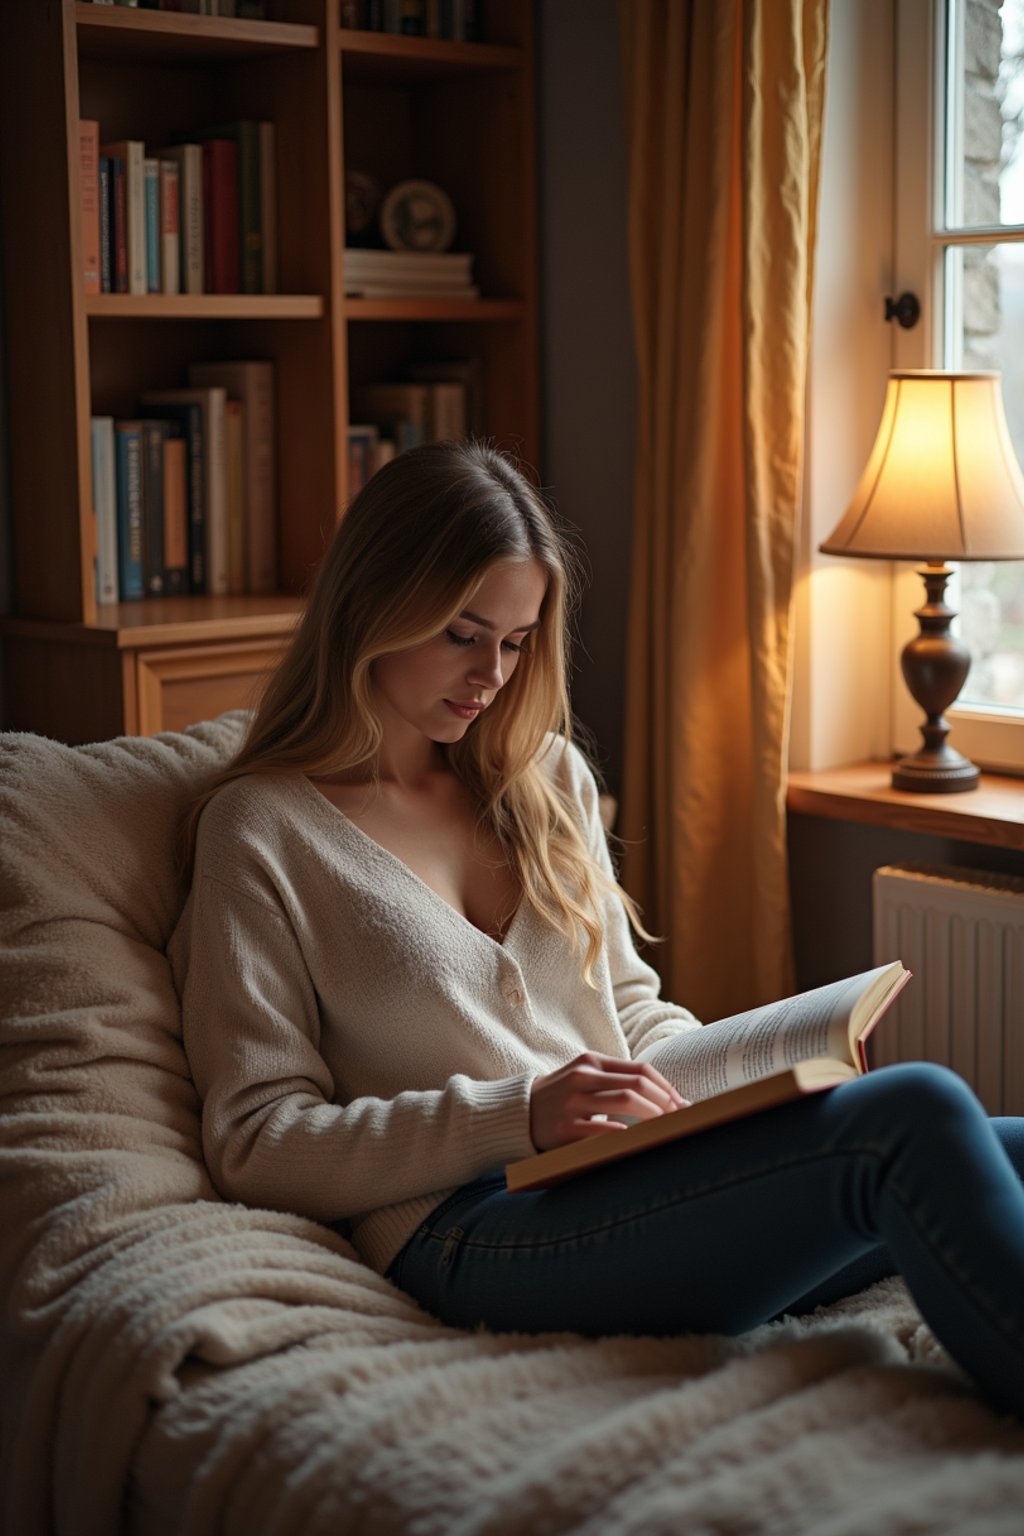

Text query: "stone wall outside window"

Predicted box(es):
[963, 0, 1003, 365]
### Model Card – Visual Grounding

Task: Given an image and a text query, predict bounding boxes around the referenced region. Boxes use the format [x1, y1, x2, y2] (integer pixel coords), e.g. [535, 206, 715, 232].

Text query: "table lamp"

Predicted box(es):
[819, 370, 1024, 793]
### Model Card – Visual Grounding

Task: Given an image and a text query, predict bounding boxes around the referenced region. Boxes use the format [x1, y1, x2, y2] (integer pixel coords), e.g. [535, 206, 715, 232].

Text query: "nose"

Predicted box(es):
[466, 643, 505, 691]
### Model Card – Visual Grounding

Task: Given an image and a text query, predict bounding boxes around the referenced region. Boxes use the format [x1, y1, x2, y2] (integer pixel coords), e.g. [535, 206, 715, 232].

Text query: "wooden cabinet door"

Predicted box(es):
[133, 638, 286, 736]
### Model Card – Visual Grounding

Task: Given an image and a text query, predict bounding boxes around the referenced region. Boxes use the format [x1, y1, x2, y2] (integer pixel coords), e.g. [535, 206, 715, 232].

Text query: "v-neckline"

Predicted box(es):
[300, 774, 525, 951]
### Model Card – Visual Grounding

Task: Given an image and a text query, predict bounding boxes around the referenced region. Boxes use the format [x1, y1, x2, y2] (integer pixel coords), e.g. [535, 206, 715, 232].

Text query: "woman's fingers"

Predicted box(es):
[565, 1055, 688, 1112]
[529, 1052, 690, 1151]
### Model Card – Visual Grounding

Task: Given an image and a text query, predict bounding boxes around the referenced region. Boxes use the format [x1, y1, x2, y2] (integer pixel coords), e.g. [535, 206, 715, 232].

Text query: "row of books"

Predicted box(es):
[343, 248, 478, 300]
[341, 0, 479, 40]
[346, 429, 398, 498]
[346, 371, 474, 496]
[90, 361, 277, 604]
[88, 2, 269, 15]
[80, 119, 277, 297]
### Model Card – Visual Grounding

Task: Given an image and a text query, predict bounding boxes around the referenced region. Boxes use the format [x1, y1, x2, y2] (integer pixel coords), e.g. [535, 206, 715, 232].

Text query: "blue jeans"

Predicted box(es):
[387, 1063, 1024, 1419]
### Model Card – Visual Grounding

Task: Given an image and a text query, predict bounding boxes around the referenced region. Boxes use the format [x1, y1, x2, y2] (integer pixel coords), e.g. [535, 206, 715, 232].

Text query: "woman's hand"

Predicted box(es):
[529, 1052, 689, 1152]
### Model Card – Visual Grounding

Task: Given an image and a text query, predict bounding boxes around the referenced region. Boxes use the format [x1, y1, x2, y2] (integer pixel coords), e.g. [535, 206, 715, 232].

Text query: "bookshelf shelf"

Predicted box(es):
[75, 4, 319, 62]
[3, 595, 303, 648]
[344, 297, 526, 323]
[339, 30, 524, 80]
[85, 294, 325, 320]
[0, 0, 538, 745]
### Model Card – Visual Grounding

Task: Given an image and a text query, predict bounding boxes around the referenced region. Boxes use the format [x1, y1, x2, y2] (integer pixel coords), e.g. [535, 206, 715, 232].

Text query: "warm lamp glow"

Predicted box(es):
[820, 372, 1024, 562]
[819, 370, 1024, 793]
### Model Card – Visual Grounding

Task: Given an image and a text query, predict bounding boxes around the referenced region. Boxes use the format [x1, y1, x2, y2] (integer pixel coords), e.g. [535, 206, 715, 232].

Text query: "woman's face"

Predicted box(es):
[372, 558, 548, 748]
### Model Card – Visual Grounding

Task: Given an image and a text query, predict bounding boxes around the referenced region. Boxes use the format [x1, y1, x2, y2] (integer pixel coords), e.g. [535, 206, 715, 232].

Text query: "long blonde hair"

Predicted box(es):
[185, 440, 647, 979]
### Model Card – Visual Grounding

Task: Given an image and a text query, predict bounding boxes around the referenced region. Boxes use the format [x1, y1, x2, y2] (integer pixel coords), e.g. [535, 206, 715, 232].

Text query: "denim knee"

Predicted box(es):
[846, 1059, 985, 1138]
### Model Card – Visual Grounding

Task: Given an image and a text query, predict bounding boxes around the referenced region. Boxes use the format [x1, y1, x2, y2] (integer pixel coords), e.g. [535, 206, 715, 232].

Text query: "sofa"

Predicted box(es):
[3, 713, 1024, 1535]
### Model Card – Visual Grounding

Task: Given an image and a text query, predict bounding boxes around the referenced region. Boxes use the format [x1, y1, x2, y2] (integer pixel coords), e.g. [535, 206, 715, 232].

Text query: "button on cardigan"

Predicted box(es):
[168, 736, 701, 1275]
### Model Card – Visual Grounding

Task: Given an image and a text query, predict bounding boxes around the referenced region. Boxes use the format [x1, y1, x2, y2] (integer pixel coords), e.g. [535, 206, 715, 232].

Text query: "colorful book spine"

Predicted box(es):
[224, 399, 246, 594]
[202, 389, 229, 595]
[201, 139, 240, 294]
[79, 120, 101, 295]
[198, 121, 262, 294]
[109, 156, 127, 292]
[139, 393, 208, 594]
[140, 420, 167, 595]
[143, 157, 161, 294]
[232, 121, 262, 295]
[114, 422, 145, 600]
[99, 157, 112, 293]
[101, 139, 146, 294]
[159, 387, 230, 595]
[159, 159, 180, 294]
[155, 144, 203, 294]
[91, 416, 118, 603]
[162, 434, 189, 595]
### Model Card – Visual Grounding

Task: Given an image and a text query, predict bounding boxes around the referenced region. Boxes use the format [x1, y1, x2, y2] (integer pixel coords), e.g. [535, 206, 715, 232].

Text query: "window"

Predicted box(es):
[895, 0, 1024, 769]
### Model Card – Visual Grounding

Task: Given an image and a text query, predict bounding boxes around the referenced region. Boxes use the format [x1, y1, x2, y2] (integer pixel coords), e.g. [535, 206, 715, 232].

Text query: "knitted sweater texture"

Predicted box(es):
[168, 737, 701, 1274]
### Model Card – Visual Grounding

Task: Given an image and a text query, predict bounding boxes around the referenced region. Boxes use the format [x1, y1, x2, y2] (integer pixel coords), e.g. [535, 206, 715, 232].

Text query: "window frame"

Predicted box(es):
[893, 0, 1024, 773]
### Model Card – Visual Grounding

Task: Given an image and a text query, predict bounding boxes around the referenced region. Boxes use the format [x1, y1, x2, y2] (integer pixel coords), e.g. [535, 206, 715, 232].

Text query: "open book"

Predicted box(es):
[505, 960, 911, 1193]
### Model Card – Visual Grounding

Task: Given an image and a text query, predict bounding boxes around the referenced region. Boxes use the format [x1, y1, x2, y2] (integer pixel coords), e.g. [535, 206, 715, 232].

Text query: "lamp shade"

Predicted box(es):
[819, 370, 1024, 561]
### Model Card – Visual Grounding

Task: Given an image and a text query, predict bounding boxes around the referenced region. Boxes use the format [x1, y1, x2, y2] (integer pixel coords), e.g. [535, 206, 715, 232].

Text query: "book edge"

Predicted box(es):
[505, 1060, 854, 1194]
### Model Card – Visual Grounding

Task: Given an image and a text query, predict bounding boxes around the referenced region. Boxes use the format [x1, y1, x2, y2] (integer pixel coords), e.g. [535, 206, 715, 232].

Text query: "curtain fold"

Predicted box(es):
[619, 0, 828, 1020]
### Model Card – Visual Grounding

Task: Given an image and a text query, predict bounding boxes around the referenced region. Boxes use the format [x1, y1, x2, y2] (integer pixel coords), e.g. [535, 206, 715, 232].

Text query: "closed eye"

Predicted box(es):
[445, 630, 526, 654]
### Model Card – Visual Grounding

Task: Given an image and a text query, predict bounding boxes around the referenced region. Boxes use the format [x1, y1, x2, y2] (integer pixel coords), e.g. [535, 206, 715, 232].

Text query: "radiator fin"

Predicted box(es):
[872, 863, 1024, 1114]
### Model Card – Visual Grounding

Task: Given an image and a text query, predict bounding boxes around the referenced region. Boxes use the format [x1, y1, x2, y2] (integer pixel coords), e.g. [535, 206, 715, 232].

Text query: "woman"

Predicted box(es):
[171, 439, 1024, 1420]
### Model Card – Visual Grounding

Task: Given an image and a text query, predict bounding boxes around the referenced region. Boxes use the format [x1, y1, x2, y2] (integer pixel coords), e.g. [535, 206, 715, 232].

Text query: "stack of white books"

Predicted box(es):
[343, 248, 478, 299]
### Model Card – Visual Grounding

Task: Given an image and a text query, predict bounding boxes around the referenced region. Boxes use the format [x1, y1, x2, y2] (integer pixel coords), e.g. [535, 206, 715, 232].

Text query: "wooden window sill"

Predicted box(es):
[786, 762, 1024, 853]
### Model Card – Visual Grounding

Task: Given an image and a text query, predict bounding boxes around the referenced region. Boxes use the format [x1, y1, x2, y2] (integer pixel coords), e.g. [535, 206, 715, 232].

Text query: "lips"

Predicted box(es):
[445, 699, 486, 719]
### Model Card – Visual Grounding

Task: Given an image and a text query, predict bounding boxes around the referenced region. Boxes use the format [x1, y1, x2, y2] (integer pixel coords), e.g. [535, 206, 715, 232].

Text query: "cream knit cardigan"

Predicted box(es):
[168, 736, 700, 1274]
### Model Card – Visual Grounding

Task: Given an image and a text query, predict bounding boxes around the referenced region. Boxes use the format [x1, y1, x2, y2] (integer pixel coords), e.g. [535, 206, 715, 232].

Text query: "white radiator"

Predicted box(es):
[872, 864, 1024, 1114]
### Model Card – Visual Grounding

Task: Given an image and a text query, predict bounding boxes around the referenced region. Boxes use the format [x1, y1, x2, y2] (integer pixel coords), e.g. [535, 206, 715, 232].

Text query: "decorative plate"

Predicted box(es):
[380, 180, 457, 253]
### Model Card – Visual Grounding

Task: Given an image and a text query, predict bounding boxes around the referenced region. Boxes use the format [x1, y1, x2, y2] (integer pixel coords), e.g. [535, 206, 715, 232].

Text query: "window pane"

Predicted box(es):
[944, 241, 1024, 710]
[945, 0, 1024, 229]
[944, 243, 1024, 427]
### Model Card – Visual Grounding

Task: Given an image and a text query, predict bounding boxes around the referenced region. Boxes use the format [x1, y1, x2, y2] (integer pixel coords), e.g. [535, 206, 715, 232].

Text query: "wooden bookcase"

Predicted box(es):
[0, 0, 538, 743]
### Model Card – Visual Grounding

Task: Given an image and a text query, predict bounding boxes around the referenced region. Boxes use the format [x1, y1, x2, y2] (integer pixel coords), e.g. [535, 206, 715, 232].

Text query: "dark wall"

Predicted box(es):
[537, 0, 636, 797]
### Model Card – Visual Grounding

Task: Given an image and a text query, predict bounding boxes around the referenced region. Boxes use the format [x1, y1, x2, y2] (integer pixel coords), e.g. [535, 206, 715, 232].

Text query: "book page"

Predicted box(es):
[638, 969, 888, 1102]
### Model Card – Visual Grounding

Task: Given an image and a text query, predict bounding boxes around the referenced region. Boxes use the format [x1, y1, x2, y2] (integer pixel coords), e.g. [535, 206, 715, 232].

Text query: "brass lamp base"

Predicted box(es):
[893, 562, 980, 795]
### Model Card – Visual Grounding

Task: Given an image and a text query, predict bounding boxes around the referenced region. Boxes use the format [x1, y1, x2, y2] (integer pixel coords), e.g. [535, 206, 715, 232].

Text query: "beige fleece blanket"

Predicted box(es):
[2, 715, 1024, 1536]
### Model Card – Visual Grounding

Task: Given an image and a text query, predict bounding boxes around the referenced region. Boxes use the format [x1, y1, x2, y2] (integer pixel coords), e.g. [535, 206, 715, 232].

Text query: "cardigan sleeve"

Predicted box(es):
[174, 870, 536, 1225]
[559, 740, 704, 1056]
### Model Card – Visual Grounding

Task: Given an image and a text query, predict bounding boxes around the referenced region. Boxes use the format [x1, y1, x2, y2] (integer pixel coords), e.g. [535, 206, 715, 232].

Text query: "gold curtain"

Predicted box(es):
[619, 0, 828, 1020]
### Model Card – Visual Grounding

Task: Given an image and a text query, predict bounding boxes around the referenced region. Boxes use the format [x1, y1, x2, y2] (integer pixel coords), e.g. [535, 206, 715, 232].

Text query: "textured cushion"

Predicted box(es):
[1, 714, 248, 1266]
